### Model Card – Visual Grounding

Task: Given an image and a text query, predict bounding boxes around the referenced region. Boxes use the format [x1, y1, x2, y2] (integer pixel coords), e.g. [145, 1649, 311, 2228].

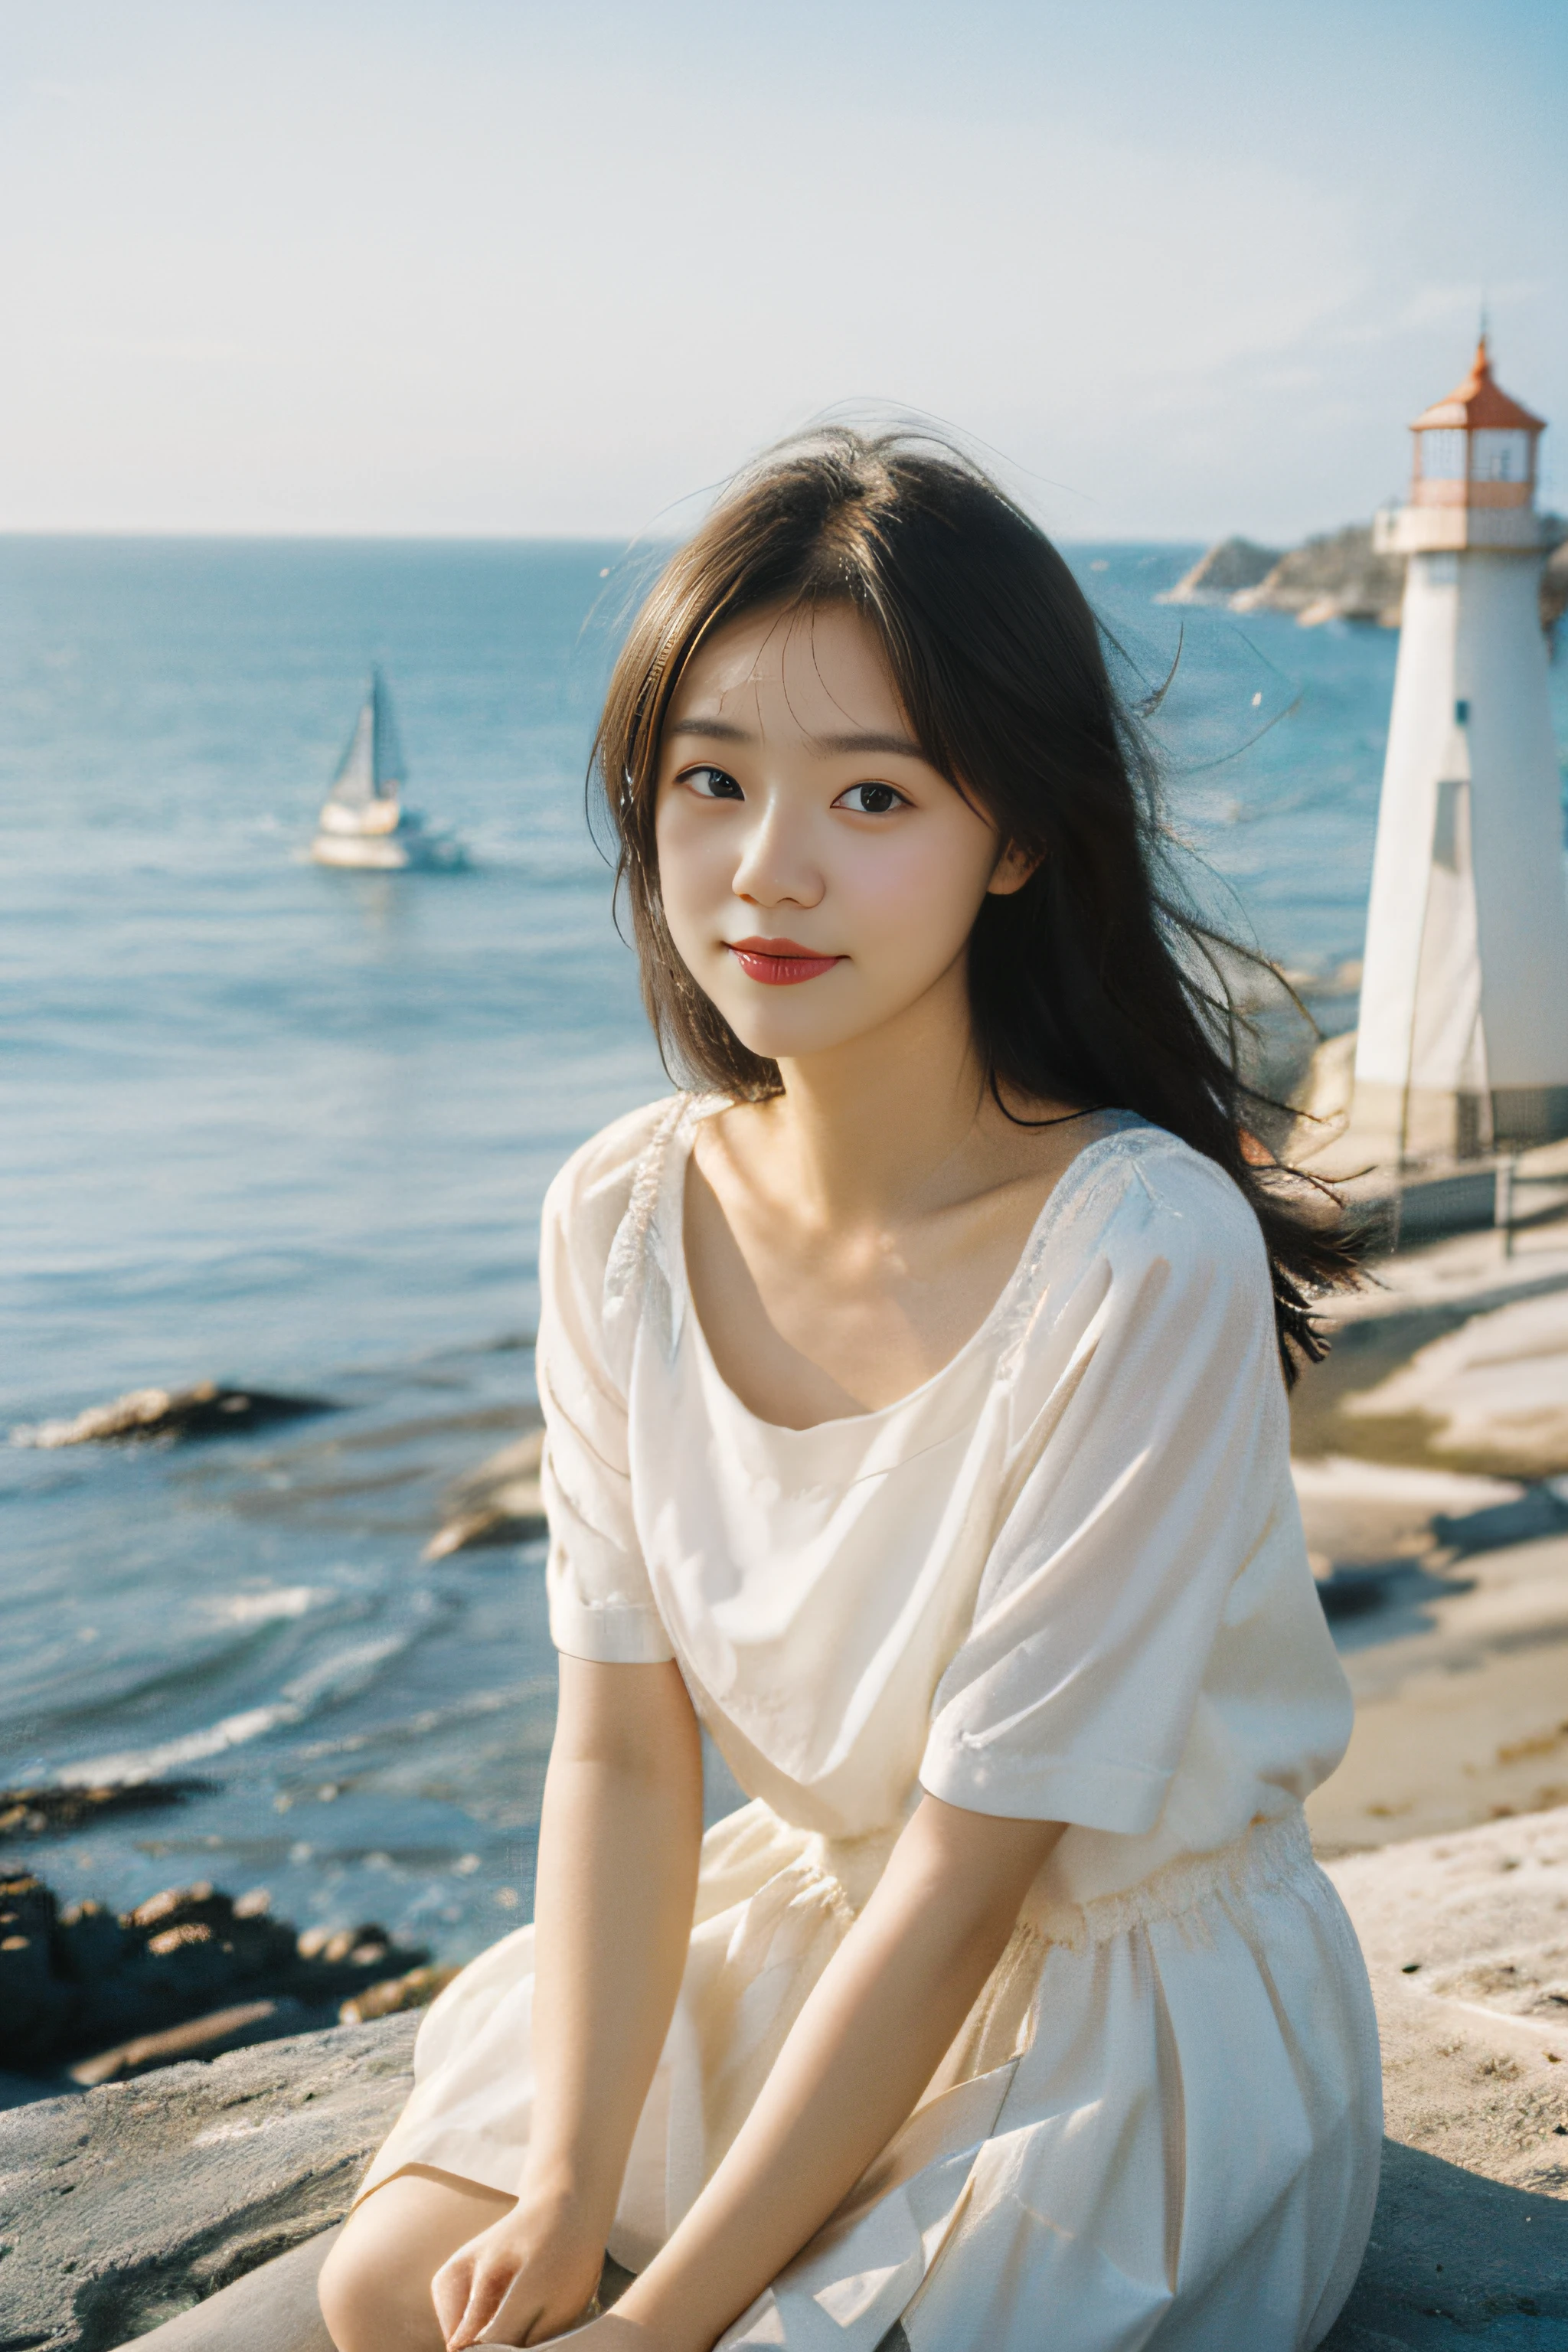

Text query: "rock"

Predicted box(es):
[13, 1382, 336, 1449]
[1341, 1284, 1568, 1481]
[423, 1425, 545, 1558]
[1320, 1808, 1568, 2344]
[1321, 2141, 1566, 2346]
[0, 1874, 79, 2070]
[1543, 534, 1568, 638]
[70, 2000, 325, 2088]
[1232, 523, 1407, 629]
[1328, 1807, 1568, 2183]
[338, 1962, 461, 2024]
[105, 2228, 340, 2352]
[1200, 514, 1568, 636]
[0, 1875, 426, 2077]
[1292, 1027, 1359, 1144]
[0, 1782, 211, 1844]
[0, 2012, 419, 2350]
[1158, 534, 1280, 604]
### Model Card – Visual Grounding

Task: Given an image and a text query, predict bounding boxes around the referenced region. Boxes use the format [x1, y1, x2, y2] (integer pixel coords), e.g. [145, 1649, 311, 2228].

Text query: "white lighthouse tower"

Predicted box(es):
[1353, 336, 1568, 1162]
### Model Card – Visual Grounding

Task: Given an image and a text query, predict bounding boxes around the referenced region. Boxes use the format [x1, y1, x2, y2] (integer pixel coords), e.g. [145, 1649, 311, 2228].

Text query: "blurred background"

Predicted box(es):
[2, 2, 1566, 2033]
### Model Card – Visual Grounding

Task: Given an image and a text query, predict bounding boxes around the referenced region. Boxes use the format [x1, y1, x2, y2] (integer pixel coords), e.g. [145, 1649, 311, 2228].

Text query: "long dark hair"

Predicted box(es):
[591, 427, 1358, 1380]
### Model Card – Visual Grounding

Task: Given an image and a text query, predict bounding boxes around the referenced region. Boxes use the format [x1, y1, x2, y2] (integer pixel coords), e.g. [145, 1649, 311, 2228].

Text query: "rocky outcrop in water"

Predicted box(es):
[13, 1381, 335, 1448]
[0, 1781, 210, 1841]
[423, 1425, 545, 1558]
[1159, 535, 1280, 603]
[1232, 523, 1407, 629]
[0, 1875, 427, 2081]
[1169, 518, 1568, 634]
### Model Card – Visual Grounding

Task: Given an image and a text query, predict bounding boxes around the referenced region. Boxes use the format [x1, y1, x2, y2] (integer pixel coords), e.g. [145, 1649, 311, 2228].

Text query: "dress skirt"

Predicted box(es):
[357, 1801, 1381, 2352]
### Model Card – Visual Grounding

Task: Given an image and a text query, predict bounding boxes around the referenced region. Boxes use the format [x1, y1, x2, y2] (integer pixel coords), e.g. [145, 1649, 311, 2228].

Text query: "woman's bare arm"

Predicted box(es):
[436, 1655, 704, 2350]
[585, 1793, 1063, 2352]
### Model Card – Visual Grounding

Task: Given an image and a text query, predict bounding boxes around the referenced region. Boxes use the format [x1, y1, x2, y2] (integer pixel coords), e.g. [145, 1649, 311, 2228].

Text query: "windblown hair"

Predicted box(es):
[591, 428, 1359, 1380]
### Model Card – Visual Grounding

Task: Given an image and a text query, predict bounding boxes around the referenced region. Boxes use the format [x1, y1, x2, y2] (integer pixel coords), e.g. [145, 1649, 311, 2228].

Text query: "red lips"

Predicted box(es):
[726, 936, 845, 986]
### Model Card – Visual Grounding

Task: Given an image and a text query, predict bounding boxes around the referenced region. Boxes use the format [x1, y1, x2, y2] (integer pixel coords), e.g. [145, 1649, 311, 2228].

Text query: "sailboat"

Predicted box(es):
[310, 670, 464, 870]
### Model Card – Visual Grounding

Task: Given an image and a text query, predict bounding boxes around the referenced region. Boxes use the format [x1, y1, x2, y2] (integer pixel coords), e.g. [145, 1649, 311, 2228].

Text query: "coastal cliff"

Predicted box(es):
[1164, 519, 1568, 632]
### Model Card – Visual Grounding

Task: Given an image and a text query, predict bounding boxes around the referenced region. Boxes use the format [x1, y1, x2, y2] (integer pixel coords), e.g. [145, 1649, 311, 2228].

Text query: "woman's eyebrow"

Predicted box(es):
[667, 717, 751, 742]
[666, 717, 926, 760]
[812, 728, 926, 758]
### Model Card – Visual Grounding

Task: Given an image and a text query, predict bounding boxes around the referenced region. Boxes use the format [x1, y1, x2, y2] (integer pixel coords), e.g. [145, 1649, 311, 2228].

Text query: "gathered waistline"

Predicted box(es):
[1023, 1808, 1316, 1950]
[776, 1805, 1316, 1946]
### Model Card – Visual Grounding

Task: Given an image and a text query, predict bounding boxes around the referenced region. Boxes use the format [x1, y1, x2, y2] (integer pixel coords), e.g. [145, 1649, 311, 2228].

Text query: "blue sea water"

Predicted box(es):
[3, 534, 1565, 1968]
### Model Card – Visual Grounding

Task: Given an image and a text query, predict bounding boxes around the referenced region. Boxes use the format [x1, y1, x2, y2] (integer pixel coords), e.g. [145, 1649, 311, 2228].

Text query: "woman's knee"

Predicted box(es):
[318, 2220, 434, 2352]
[318, 2171, 513, 2352]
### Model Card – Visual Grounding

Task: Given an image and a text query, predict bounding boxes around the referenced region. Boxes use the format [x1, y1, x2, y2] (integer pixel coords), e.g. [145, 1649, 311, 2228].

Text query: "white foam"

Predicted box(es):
[211, 1586, 321, 1625]
[55, 1632, 412, 1787]
[57, 1703, 302, 1787]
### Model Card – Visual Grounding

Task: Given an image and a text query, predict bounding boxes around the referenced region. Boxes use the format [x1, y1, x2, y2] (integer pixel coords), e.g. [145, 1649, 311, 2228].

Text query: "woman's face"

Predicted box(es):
[653, 601, 1028, 1067]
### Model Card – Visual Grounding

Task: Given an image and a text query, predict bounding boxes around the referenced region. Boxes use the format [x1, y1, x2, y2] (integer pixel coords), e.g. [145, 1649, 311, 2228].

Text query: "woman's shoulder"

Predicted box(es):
[1054, 1115, 1266, 1284]
[541, 1093, 688, 1258]
[995, 1118, 1277, 1401]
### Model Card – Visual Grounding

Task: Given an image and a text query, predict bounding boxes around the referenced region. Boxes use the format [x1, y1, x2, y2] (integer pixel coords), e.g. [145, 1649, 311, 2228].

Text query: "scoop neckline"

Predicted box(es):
[665, 1099, 1135, 1438]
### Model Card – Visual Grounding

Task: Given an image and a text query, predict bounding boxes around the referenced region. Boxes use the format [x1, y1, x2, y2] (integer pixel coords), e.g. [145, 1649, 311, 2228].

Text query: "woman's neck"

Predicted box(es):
[761, 972, 1011, 1229]
[689, 968, 1090, 1425]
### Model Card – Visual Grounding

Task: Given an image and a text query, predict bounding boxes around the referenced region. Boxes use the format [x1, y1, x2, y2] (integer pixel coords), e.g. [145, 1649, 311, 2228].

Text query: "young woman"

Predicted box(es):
[318, 432, 1381, 2352]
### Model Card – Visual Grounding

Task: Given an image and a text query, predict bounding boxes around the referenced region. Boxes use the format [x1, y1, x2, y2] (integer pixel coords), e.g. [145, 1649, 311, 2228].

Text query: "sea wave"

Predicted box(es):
[56, 1704, 302, 1787]
[54, 1629, 413, 1788]
[209, 1585, 322, 1625]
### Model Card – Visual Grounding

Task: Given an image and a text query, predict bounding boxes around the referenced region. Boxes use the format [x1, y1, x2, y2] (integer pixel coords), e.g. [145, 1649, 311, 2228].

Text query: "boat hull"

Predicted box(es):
[310, 831, 415, 870]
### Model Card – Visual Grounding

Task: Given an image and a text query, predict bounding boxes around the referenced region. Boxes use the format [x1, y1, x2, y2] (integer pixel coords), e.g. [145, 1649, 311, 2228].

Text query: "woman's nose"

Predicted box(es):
[730, 800, 824, 910]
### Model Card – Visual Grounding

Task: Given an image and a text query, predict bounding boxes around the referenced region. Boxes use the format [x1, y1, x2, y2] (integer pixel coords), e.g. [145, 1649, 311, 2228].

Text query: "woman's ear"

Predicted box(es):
[986, 839, 1042, 897]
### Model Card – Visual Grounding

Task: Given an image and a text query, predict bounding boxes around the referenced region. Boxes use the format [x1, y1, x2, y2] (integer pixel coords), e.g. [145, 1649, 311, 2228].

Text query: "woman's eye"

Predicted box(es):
[835, 782, 907, 815]
[682, 765, 744, 801]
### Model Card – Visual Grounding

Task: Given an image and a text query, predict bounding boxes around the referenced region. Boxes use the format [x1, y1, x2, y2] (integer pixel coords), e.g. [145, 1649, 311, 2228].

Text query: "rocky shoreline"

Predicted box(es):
[0, 1867, 443, 2091]
[1161, 519, 1568, 632]
[3, 1811, 1563, 2350]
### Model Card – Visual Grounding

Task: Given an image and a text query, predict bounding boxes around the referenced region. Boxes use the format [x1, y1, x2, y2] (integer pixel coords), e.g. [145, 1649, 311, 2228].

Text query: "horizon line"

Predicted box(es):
[0, 522, 1241, 550]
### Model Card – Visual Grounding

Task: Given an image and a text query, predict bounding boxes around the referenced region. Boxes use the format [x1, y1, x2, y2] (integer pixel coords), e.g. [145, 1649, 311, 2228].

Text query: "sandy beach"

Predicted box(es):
[1293, 1145, 1568, 1854]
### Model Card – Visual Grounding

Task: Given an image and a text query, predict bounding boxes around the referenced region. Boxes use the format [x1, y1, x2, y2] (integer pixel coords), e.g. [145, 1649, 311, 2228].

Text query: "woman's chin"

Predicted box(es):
[717, 1003, 873, 1066]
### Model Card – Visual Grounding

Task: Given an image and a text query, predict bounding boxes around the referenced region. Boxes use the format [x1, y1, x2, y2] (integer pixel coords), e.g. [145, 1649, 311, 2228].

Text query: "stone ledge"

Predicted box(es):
[0, 2014, 416, 2352]
[1321, 1809, 1568, 2345]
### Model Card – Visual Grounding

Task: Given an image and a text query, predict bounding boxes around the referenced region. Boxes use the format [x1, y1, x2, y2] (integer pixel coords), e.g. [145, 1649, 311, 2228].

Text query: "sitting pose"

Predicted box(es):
[319, 432, 1381, 2352]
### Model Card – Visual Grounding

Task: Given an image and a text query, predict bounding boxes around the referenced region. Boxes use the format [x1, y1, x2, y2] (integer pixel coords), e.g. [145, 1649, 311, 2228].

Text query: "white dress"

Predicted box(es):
[360, 1098, 1382, 2351]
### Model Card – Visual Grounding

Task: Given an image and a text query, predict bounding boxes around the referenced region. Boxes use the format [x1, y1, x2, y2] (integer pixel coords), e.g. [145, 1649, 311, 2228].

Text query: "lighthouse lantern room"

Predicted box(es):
[1354, 338, 1568, 1161]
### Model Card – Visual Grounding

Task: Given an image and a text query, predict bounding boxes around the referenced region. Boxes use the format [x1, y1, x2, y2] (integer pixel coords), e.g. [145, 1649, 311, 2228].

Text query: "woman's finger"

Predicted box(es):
[458, 2261, 531, 2350]
[431, 2250, 475, 2339]
[434, 2243, 509, 2349]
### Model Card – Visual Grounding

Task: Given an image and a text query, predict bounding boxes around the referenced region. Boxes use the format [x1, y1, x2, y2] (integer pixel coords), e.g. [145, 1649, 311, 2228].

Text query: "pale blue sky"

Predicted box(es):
[3, 0, 1565, 541]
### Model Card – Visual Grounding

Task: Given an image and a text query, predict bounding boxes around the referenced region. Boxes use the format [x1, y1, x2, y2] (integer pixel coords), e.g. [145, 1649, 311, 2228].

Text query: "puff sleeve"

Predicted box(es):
[537, 1152, 675, 1666]
[919, 1156, 1284, 1835]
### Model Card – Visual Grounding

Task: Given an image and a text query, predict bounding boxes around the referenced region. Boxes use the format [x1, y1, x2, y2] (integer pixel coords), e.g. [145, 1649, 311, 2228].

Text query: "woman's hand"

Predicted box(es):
[608, 1796, 1064, 2352]
[431, 2184, 606, 2349]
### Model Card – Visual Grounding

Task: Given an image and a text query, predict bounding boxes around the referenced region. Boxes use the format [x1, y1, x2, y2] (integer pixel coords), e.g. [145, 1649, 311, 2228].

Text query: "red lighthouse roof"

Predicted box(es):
[1413, 336, 1545, 434]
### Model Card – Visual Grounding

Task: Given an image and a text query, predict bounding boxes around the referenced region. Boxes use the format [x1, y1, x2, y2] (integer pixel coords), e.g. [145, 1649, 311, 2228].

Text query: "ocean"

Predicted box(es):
[5, 533, 1564, 1968]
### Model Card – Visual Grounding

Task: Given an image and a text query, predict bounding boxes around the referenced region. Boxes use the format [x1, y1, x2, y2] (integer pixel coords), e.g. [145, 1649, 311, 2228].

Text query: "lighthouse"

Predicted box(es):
[1352, 337, 1568, 1163]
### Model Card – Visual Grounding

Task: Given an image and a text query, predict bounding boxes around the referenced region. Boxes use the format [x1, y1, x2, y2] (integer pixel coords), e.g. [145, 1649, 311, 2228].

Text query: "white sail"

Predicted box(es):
[325, 669, 400, 812]
[370, 670, 406, 799]
[318, 670, 401, 838]
[310, 668, 465, 870]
